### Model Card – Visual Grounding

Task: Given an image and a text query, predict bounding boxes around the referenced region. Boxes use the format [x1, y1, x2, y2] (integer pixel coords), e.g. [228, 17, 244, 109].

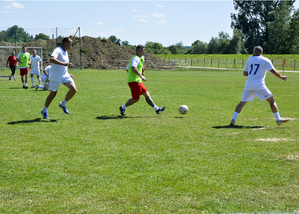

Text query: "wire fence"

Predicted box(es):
[165, 58, 299, 71]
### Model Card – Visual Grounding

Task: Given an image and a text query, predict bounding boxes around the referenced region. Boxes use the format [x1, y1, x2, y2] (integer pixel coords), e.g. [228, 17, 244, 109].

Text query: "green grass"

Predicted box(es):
[0, 68, 299, 213]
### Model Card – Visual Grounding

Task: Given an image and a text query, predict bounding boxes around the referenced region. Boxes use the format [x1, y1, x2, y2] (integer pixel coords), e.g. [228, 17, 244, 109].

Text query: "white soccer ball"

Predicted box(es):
[179, 105, 188, 114]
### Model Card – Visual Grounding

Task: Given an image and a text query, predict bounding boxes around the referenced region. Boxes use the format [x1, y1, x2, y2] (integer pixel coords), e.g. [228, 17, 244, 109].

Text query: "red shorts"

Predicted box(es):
[128, 82, 148, 99]
[20, 68, 29, 76]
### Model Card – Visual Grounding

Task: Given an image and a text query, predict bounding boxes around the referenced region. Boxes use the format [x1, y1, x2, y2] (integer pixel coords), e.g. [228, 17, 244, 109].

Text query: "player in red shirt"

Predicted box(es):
[7, 52, 18, 80]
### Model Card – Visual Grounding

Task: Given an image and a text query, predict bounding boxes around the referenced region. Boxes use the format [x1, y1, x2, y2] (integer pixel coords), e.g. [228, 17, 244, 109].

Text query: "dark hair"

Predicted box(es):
[62, 37, 72, 45]
[254, 46, 263, 54]
[136, 44, 144, 52]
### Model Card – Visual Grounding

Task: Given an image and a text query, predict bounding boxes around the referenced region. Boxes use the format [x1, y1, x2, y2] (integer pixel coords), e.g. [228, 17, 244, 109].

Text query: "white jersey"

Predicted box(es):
[30, 55, 42, 70]
[41, 65, 51, 82]
[243, 55, 274, 90]
[50, 46, 69, 81]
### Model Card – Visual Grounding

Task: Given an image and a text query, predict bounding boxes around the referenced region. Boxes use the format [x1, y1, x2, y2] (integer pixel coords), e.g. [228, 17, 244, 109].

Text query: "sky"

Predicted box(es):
[1, 0, 299, 47]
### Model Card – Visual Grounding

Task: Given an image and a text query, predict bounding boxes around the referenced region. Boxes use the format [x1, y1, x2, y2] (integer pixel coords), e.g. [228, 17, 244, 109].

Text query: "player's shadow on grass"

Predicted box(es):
[96, 115, 162, 120]
[8, 118, 57, 125]
[212, 124, 265, 129]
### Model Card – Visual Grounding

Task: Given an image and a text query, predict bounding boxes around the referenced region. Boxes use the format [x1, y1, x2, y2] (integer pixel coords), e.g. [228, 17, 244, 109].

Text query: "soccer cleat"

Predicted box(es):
[156, 106, 166, 115]
[119, 106, 126, 116]
[24, 86, 28, 89]
[9, 77, 11, 80]
[230, 119, 235, 125]
[59, 103, 69, 114]
[276, 118, 290, 126]
[31, 85, 35, 88]
[41, 110, 49, 119]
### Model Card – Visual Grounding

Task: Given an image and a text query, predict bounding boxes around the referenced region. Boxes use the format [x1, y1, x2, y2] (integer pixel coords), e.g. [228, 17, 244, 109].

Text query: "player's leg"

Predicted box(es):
[119, 83, 141, 116]
[58, 81, 77, 114]
[30, 73, 35, 87]
[12, 65, 16, 80]
[37, 75, 41, 86]
[265, 97, 289, 125]
[142, 91, 165, 114]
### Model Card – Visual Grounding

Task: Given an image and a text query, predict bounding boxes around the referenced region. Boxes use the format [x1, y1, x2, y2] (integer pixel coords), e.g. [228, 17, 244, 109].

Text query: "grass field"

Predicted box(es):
[0, 68, 298, 213]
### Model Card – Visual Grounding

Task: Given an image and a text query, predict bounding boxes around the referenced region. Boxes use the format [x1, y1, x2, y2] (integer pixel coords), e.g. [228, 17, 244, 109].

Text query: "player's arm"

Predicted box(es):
[243, 71, 248, 76]
[270, 69, 287, 81]
[131, 66, 146, 81]
[16, 58, 22, 63]
[40, 61, 43, 71]
[50, 56, 72, 67]
[43, 68, 49, 77]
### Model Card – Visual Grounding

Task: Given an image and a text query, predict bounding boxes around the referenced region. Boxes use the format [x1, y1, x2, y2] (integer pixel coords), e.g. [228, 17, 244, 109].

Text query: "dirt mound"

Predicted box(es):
[4, 36, 176, 70]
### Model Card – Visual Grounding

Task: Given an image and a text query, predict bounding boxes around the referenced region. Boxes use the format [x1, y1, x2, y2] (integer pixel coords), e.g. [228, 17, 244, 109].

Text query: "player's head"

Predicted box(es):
[11, 52, 15, 56]
[32, 49, 37, 56]
[253, 46, 263, 56]
[136, 44, 145, 57]
[22, 46, 26, 53]
[62, 37, 73, 50]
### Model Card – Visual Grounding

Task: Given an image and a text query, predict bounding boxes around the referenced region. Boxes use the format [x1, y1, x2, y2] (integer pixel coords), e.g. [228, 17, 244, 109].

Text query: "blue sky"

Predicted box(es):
[1, 0, 299, 47]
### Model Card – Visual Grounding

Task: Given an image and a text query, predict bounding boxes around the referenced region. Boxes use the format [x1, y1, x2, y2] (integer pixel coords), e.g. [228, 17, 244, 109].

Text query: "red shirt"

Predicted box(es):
[7, 56, 17, 66]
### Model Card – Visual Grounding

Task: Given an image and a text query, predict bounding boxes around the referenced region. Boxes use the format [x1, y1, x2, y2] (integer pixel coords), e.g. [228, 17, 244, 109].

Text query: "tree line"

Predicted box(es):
[2, 1, 299, 54]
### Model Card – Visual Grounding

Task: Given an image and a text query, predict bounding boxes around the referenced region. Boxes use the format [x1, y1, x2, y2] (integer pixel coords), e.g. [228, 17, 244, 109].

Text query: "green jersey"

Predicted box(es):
[127, 55, 143, 83]
[18, 52, 30, 68]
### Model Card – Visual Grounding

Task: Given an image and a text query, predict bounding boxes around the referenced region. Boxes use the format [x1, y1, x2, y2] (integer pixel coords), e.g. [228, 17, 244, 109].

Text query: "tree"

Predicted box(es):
[6, 25, 34, 43]
[145, 42, 164, 54]
[231, 0, 295, 53]
[108, 35, 121, 46]
[187, 40, 207, 54]
[207, 37, 219, 54]
[228, 30, 246, 54]
[288, 9, 299, 53]
[35, 33, 50, 40]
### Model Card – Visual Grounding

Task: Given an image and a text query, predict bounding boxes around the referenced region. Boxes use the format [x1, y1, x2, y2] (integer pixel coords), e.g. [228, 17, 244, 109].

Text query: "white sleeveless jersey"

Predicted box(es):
[244, 55, 274, 90]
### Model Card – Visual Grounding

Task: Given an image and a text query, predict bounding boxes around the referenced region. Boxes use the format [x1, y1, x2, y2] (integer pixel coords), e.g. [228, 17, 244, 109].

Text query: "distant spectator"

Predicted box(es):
[6, 51, 17, 81]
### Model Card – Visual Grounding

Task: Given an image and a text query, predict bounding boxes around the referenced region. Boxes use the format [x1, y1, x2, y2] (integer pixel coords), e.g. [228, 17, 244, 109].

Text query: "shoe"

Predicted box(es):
[35, 85, 39, 91]
[119, 106, 126, 116]
[59, 103, 69, 114]
[41, 110, 49, 119]
[276, 118, 290, 126]
[156, 106, 166, 115]
[24, 86, 28, 89]
[9, 77, 11, 80]
[23, 85, 25, 88]
[230, 119, 235, 125]
[31, 85, 35, 88]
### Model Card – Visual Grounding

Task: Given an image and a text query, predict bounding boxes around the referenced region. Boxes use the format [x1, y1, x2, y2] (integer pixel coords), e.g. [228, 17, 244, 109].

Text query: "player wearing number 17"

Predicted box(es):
[230, 46, 289, 126]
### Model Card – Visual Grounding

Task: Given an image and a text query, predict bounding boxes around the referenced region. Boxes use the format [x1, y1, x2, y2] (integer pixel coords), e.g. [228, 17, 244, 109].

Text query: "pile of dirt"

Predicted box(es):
[2, 36, 176, 70]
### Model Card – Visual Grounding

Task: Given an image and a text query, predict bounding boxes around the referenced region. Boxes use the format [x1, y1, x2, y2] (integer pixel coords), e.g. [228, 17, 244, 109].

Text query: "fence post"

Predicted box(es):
[211, 58, 212, 67]
[191, 58, 192, 66]
[282, 59, 284, 70]
[218, 59, 220, 67]
[226, 59, 227, 68]
[242, 59, 244, 68]
[234, 58, 236, 68]
[204, 58, 205, 67]
[295, 59, 296, 71]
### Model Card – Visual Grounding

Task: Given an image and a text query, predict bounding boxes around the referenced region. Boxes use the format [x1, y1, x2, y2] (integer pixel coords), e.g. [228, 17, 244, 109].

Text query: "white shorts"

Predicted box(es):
[49, 75, 74, 92]
[241, 88, 273, 102]
[30, 68, 40, 76]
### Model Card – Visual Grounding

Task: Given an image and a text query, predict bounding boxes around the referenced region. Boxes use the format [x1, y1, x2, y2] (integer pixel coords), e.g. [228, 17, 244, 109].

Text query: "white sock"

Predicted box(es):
[42, 107, 48, 112]
[232, 112, 239, 120]
[25, 83, 27, 86]
[38, 78, 41, 85]
[14, 76, 16, 80]
[274, 112, 280, 121]
[121, 104, 126, 109]
[153, 106, 159, 111]
[31, 77, 34, 86]
[23, 83, 25, 86]
[61, 99, 67, 106]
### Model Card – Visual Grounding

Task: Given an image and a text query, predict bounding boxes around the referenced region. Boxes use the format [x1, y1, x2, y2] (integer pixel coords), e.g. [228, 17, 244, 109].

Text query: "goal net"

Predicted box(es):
[0, 46, 42, 71]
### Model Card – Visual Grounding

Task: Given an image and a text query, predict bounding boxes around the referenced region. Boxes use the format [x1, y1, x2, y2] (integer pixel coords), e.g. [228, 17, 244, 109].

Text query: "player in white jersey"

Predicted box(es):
[36, 65, 51, 91]
[40, 37, 77, 119]
[230, 46, 289, 126]
[30, 50, 43, 88]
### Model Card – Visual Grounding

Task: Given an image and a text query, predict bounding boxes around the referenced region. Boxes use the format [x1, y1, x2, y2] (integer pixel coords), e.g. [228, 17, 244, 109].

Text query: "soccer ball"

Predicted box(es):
[179, 105, 188, 114]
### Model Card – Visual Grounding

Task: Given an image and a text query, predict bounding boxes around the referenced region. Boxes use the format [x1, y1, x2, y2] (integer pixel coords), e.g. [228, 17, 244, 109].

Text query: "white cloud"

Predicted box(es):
[5, 5, 11, 9]
[132, 9, 137, 12]
[153, 13, 165, 18]
[157, 20, 167, 24]
[97, 21, 104, 25]
[156, 4, 164, 8]
[11, 2, 25, 9]
[138, 19, 149, 23]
